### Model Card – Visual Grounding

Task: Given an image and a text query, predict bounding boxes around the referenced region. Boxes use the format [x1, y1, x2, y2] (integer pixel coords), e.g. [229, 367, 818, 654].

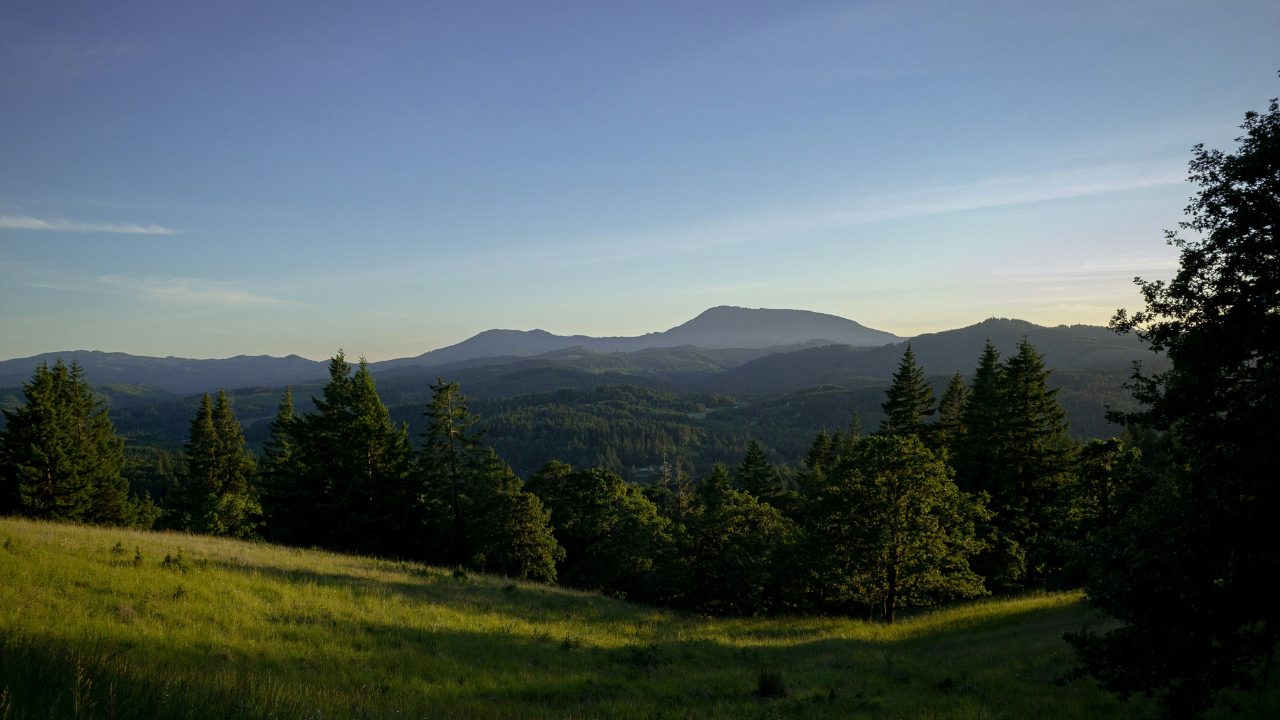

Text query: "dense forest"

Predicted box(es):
[0, 362, 1144, 486]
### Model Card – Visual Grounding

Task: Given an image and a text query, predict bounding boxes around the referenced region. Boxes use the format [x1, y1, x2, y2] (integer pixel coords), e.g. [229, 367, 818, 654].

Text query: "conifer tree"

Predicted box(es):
[951, 338, 1072, 586]
[420, 378, 489, 562]
[266, 352, 415, 555]
[951, 342, 1024, 589]
[175, 390, 259, 537]
[878, 344, 936, 437]
[0, 359, 153, 526]
[936, 372, 969, 454]
[735, 440, 779, 499]
[679, 462, 797, 615]
[999, 338, 1073, 578]
[953, 341, 1005, 495]
[420, 378, 561, 578]
[259, 388, 307, 544]
[526, 462, 673, 601]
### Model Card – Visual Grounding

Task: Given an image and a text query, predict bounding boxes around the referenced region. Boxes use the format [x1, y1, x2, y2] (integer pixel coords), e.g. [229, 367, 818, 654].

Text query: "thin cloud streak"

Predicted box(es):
[16, 269, 285, 308]
[0, 215, 178, 234]
[442, 161, 1188, 276]
[95, 275, 283, 306]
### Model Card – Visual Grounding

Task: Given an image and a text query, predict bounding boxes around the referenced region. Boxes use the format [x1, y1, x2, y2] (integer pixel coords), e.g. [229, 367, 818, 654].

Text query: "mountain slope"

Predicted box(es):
[1, 308, 896, 393]
[374, 306, 901, 369]
[0, 351, 327, 396]
[704, 318, 1164, 396]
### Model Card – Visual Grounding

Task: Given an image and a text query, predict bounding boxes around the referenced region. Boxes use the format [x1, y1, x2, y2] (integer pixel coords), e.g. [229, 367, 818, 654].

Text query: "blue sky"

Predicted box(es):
[1, 1, 1277, 361]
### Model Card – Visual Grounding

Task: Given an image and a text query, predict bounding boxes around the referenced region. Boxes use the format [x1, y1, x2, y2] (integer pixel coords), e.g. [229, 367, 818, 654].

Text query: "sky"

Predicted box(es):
[1, 1, 1277, 361]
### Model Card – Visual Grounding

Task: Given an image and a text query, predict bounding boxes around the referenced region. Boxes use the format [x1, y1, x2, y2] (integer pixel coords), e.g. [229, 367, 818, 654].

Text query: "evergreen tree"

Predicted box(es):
[1066, 94, 1280, 718]
[465, 454, 563, 582]
[0, 359, 153, 527]
[999, 338, 1074, 579]
[935, 372, 969, 454]
[526, 461, 673, 600]
[259, 388, 309, 544]
[735, 440, 779, 499]
[269, 352, 416, 555]
[809, 435, 988, 624]
[420, 378, 489, 563]
[951, 341, 1026, 590]
[679, 462, 797, 615]
[175, 390, 259, 537]
[878, 344, 936, 437]
[420, 379, 561, 579]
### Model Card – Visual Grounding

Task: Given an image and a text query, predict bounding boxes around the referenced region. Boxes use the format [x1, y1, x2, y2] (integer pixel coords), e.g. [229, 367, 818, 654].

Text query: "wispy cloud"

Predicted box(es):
[94, 276, 282, 306]
[0, 216, 178, 234]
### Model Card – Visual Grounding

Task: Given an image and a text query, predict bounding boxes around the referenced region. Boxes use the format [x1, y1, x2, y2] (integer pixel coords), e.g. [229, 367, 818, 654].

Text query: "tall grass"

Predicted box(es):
[0, 517, 1270, 719]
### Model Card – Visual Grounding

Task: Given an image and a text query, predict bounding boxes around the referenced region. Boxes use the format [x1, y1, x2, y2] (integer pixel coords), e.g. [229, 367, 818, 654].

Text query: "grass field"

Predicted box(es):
[0, 518, 1273, 719]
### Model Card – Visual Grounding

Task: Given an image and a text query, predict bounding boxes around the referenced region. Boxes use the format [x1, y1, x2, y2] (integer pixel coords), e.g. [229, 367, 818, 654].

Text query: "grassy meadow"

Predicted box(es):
[0, 517, 1271, 720]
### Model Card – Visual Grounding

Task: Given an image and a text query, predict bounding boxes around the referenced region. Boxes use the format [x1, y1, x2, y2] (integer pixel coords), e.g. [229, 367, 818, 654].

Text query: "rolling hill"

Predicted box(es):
[5, 517, 1233, 720]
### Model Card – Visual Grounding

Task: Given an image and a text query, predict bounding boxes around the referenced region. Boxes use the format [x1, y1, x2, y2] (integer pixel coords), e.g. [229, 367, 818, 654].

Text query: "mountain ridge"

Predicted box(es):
[0, 307, 899, 393]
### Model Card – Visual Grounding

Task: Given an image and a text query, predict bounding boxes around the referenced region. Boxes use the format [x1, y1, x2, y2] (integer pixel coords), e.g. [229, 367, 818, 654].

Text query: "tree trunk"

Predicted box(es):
[886, 559, 898, 625]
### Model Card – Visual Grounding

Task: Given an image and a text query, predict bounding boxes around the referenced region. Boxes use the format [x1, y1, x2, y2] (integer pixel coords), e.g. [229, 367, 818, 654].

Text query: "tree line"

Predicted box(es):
[0, 334, 1121, 622]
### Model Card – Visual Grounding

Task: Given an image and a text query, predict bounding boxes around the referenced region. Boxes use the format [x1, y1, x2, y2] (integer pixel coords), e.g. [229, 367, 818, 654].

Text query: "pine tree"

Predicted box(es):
[1000, 338, 1073, 579]
[420, 378, 561, 578]
[878, 344, 936, 437]
[259, 388, 307, 544]
[261, 352, 415, 555]
[951, 342, 1024, 589]
[936, 372, 969, 454]
[951, 338, 1072, 587]
[735, 441, 779, 499]
[175, 390, 259, 537]
[680, 463, 797, 615]
[420, 378, 489, 564]
[0, 359, 152, 526]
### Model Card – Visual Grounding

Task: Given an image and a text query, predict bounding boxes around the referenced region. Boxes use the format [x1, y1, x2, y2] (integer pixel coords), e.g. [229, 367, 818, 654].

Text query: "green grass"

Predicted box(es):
[0, 518, 1270, 719]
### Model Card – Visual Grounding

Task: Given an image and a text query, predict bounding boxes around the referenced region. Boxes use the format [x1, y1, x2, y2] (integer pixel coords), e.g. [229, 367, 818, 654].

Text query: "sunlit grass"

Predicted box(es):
[0, 516, 1266, 719]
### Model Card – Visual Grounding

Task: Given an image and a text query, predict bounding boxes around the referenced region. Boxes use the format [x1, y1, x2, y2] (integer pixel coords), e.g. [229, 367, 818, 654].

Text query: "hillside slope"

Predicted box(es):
[378, 307, 901, 369]
[0, 517, 1203, 720]
[705, 318, 1164, 396]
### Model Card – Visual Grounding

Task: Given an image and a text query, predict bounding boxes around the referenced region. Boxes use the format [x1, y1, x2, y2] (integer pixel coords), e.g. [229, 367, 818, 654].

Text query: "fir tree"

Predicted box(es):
[735, 441, 779, 499]
[951, 341, 1024, 590]
[267, 352, 415, 555]
[420, 378, 561, 578]
[420, 378, 489, 563]
[679, 463, 797, 615]
[935, 372, 969, 454]
[259, 388, 307, 544]
[878, 344, 936, 437]
[0, 359, 153, 527]
[1000, 338, 1073, 578]
[175, 390, 259, 537]
[953, 341, 1005, 497]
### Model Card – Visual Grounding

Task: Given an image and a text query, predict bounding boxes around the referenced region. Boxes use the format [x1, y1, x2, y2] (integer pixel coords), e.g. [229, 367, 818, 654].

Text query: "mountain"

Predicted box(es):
[703, 318, 1165, 396]
[0, 308, 898, 393]
[373, 306, 901, 369]
[0, 351, 328, 396]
